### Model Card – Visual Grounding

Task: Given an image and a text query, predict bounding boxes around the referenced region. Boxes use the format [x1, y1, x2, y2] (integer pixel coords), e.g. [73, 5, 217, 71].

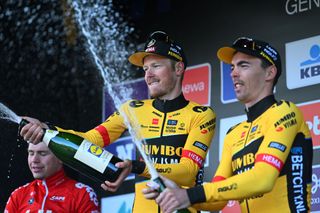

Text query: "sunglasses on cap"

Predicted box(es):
[148, 31, 171, 43]
[232, 37, 275, 66]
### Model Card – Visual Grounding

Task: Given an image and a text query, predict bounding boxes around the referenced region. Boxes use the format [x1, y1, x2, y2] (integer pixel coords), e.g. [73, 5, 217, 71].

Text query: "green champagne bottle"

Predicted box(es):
[19, 119, 123, 183]
[153, 177, 192, 213]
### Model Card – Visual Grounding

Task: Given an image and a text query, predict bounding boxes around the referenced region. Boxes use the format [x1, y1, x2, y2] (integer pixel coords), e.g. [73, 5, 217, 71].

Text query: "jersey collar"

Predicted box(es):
[153, 93, 189, 112]
[36, 169, 67, 188]
[245, 95, 277, 122]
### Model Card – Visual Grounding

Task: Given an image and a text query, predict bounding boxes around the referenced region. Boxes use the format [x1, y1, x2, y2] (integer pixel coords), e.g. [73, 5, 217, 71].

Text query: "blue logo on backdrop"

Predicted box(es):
[300, 44, 320, 79]
[221, 62, 237, 104]
[286, 35, 320, 89]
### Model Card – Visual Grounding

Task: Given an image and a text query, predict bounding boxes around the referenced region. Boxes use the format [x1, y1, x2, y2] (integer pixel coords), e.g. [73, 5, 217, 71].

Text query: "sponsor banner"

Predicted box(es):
[220, 62, 237, 104]
[285, 35, 320, 89]
[298, 99, 320, 149]
[285, 0, 320, 15]
[183, 63, 211, 105]
[219, 115, 246, 158]
[312, 165, 320, 212]
[101, 193, 134, 213]
[182, 63, 211, 167]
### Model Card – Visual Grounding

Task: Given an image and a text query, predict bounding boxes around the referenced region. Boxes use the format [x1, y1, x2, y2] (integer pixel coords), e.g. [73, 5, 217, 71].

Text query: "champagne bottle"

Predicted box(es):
[152, 176, 192, 213]
[19, 119, 123, 183]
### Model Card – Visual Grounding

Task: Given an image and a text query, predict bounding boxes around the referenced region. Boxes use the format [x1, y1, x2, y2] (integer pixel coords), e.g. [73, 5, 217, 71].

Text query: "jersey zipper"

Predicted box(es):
[243, 122, 253, 213]
[160, 101, 167, 137]
[41, 180, 49, 211]
[160, 112, 167, 137]
[158, 101, 167, 213]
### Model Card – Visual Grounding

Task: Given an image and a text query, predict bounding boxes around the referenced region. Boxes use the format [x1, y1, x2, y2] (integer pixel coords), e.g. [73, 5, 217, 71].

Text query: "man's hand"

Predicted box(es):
[142, 178, 161, 200]
[156, 187, 191, 213]
[143, 176, 191, 213]
[142, 175, 179, 200]
[101, 159, 132, 192]
[20, 116, 48, 144]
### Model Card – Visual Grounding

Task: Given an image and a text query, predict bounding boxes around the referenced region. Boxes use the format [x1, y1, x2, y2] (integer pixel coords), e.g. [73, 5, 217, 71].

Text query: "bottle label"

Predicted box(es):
[74, 140, 113, 173]
[42, 130, 59, 145]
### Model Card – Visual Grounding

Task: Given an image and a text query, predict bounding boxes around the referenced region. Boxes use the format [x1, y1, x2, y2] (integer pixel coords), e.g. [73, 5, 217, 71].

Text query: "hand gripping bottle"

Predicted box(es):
[19, 119, 123, 183]
[152, 176, 192, 213]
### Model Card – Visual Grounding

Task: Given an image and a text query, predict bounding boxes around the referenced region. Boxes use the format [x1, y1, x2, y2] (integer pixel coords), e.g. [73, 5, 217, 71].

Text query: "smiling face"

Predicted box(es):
[143, 55, 184, 100]
[28, 142, 62, 179]
[231, 52, 275, 108]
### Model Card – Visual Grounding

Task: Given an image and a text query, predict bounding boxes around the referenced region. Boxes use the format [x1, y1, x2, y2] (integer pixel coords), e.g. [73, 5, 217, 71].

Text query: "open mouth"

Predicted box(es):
[147, 78, 160, 86]
[31, 166, 43, 173]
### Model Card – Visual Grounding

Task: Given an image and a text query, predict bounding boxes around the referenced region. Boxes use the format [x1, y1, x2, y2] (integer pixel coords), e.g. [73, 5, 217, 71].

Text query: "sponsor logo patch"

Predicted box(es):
[129, 100, 144, 107]
[256, 153, 284, 172]
[50, 196, 65, 201]
[152, 118, 159, 125]
[193, 141, 208, 152]
[251, 125, 258, 133]
[268, 142, 287, 152]
[218, 183, 237, 192]
[193, 106, 208, 113]
[167, 119, 178, 126]
[88, 144, 103, 157]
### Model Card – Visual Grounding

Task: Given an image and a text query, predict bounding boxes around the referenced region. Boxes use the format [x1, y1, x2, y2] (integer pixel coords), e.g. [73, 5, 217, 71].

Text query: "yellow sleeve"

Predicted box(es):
[56, 105, 127, 148]
[141, 107, 216, 187]
[203, 103, 305, 202]
[192, 200, 227, 211]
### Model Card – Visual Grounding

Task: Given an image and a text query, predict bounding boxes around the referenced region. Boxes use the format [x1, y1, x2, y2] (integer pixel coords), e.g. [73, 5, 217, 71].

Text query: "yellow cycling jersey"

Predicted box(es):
[57, 94, 216, 213]
[188, 95, 313, 213]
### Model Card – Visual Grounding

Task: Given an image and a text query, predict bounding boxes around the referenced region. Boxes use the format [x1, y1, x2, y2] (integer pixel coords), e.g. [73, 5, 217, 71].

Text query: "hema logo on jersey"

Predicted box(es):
[286, 35, 320, 89]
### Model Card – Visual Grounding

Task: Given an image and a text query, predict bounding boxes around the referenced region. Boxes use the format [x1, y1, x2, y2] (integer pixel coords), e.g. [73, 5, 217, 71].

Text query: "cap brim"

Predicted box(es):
[129, 52, 162, 67]
[217, 46, 236, 64]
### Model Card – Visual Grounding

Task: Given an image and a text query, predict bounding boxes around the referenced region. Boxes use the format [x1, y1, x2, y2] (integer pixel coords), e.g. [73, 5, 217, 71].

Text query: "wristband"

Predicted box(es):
[187, 185, 206, 204]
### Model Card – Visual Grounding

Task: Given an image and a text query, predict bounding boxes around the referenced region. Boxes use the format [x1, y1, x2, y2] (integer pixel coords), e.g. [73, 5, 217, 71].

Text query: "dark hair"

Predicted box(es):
[260, 59, 280, 87]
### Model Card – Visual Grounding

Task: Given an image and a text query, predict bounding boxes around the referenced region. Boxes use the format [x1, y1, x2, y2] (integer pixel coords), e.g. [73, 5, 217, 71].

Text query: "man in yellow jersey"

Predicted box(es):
[144, 37, 313, 213]
[20, 31, 217, 212]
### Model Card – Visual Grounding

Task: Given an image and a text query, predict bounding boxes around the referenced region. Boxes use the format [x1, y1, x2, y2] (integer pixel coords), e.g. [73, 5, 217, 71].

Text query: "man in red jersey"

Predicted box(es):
[5, 142, 100, 213]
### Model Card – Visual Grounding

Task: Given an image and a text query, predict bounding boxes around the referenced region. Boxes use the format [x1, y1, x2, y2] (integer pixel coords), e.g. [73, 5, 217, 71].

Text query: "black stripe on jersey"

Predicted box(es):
[284, 133, 313, 212]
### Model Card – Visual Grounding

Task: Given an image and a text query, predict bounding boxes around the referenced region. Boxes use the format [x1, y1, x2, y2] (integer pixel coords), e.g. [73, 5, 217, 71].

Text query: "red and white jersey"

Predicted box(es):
[5, 169, 100, 213]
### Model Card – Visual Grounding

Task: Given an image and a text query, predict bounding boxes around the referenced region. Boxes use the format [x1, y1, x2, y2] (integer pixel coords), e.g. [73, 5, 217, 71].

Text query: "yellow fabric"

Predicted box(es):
[58, 97, 216, 212]
[203, 100, 312, 212]
[192, 200, 227, 211]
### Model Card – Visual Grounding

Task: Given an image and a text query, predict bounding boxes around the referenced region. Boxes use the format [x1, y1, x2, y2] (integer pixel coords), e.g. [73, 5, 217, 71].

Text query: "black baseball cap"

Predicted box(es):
[129, 31, 187, 68]
[217, 37, 282, 84]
